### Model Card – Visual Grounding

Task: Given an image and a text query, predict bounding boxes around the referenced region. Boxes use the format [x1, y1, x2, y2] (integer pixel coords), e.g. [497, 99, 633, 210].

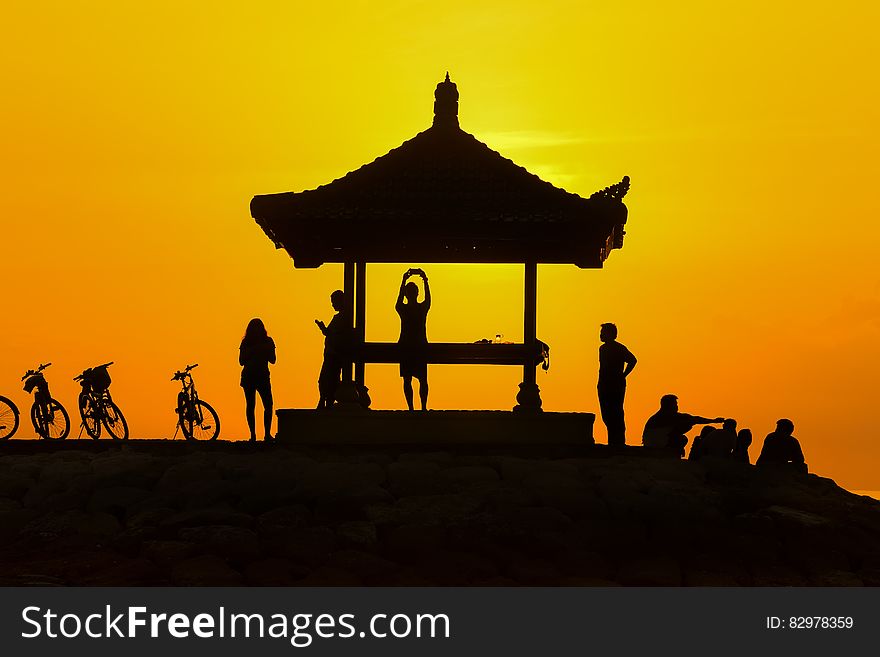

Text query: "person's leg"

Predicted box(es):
[614, 383, 627, 444]
[403, 376, 414, 411]
[318, 359, 337, 409]
[417, 374, 428, 411]
[244, 387, 257, 440]
[258, 382, 273, 440]
[317, 361, 328, 409]
[328, 362, 342, 405]
[598, 384, 622, 445]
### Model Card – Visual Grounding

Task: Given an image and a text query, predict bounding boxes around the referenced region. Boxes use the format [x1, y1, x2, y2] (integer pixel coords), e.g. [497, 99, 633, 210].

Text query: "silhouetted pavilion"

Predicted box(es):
[250, 74, 630, 411]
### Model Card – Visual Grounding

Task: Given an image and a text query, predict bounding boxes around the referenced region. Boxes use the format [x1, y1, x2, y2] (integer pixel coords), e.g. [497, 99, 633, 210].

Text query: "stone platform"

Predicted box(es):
[275, 409, 594, 447]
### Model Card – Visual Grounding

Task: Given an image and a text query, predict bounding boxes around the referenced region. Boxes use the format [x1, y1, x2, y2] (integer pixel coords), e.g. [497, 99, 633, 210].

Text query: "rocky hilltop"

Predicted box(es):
[0, 442, 878, 586]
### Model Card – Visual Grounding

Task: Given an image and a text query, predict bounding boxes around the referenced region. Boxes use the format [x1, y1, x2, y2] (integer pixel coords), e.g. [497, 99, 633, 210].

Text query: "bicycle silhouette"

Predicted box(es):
[74, 362, 129, 440]
[22, 363, 70, 439]
[172, 363, 220, 441]
[0, 394, 20, 440]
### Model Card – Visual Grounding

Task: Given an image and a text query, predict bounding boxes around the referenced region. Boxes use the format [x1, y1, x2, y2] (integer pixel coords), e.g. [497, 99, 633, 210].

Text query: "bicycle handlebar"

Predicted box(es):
[73, 362, 114, 382]
[21, 363, 51, 380]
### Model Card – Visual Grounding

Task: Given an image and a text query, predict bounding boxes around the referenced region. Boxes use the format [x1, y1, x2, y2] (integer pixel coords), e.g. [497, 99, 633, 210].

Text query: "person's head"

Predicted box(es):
[660, 394, 679, 412]
[775, 418, 795, 436]
[736, 428, 753, 448]
[404, 281, 419, 303]
[723, 418, 737, 432]
[330, 290, 345, 311]
[698, 425, 716, 439]
[243, 318, 268, 342]
[600, 323, 618, 343]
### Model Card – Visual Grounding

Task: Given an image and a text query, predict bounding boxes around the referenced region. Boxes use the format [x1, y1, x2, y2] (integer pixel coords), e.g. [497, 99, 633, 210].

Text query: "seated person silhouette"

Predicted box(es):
[756, 419, 807, 473]
[687, 425, 717, 460]
[701, 418, 738, 458]
[315, 290, 351, 409]
[642, 394, 724, 457]
[396, 268, 431, 411]
[732, 428, 753, 464]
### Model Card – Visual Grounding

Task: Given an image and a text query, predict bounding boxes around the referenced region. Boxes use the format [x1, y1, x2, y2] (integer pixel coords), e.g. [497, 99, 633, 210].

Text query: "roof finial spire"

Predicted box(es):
[433, 72, 459, 128]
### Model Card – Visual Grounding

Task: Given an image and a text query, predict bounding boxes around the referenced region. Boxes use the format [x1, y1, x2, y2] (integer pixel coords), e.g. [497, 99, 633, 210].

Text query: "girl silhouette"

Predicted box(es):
[239, 318, 276, 441]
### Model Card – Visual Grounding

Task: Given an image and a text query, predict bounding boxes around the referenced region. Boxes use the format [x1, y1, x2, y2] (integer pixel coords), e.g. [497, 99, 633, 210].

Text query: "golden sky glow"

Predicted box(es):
[2, 1, 878, 488]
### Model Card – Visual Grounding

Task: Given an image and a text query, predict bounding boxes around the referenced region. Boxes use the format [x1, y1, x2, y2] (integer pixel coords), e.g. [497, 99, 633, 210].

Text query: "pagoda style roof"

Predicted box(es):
[250, 74, 629, 268]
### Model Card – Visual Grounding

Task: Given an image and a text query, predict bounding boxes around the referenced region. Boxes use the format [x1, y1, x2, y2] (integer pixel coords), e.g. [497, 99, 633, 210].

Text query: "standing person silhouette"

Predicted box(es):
[597, 323, 637, 446]
[315, 290, 350, 409]
[239, 318, 276, 442]
[396, 268, 430, 411]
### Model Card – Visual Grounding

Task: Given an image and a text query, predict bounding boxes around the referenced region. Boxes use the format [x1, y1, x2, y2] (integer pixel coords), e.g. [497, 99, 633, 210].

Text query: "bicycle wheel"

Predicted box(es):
[102, 400, 129, 440]
[78, 392, 101, 439]
[181, 399, 220, 441]
[0, 396, 20, 440]
[31, 399, 70, 440]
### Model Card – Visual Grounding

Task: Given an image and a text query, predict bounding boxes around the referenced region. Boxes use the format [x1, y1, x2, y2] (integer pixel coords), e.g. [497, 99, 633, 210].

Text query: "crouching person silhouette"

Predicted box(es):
[315, 290, 350, 409]
[396, 268, 430, 411]
[642, 394, 724, 457]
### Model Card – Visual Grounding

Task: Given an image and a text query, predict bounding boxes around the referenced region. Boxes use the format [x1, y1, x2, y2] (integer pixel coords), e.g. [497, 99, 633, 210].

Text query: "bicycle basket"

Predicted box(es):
[88, 366, 112, 391]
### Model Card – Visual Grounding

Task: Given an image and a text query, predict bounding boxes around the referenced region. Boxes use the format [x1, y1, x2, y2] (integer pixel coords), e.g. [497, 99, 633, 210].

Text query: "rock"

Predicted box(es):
[266, 527, 337, 565]
[295, 566, 362, 586]
[387, 461, 444, 496]
[244, 558, 310, 586]
[156, 461, 221, 493]
[91, 453, 158, 488]
[368, 494, 484, 528]
[0, 470, 35, 499]
[161, 507, 253, 531]
[295, 463, 386, 501]
[808, 570, 863, 586]
[88, 486, 150, 517]
[499, 458, 578, 484]
[617, 556, 682, 586]
[178, 525, 261, 561]
[335, 521, 378, 548]
[326, 550, 399, 582]
[314, 486, 394, 524]
[73, 557, 163, 586]
[141, 539, 200, 565]
[505, 553, 560, 584]
[171, 555, 243, 586]
[255, 505, 312, 538]
[414, 549, 498, 584]
[441, 465, 500, 488]
[397, 451, 454, 466]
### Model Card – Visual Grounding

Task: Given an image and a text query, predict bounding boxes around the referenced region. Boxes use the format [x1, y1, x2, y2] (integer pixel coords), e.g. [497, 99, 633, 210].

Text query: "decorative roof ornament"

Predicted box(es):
[250, 75, 631, 269]
[433, 72, 459, 128]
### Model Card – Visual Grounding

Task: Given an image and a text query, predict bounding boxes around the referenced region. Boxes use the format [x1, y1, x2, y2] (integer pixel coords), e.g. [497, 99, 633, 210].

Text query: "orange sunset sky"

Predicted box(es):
[2, 1, 878, 489]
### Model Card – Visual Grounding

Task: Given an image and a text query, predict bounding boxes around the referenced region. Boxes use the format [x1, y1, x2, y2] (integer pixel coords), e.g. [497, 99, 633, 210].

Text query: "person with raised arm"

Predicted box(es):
[396, 268, 431, 411]
[642, 394, 725, 457]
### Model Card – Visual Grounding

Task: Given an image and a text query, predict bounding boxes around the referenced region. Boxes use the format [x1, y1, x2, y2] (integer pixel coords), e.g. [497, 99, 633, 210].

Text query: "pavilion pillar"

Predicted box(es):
[343, 262, 355, 383]
[354, 261, 366, 386]
[331, 261, 364, 409]
[514, 260, 543, 412]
